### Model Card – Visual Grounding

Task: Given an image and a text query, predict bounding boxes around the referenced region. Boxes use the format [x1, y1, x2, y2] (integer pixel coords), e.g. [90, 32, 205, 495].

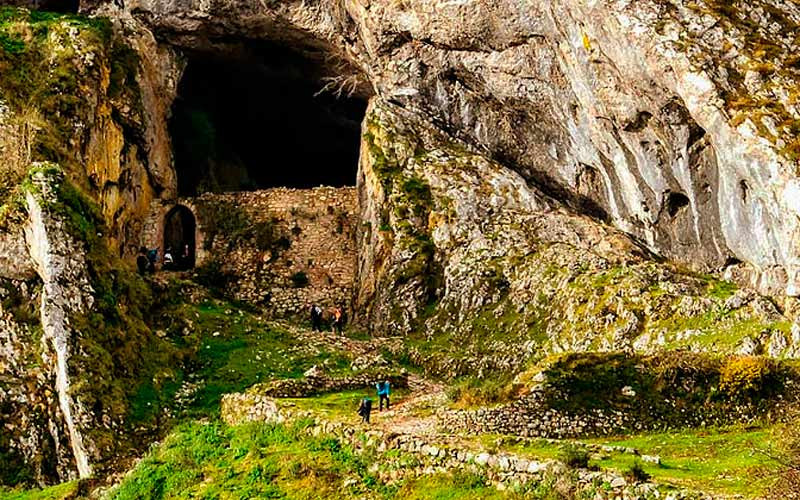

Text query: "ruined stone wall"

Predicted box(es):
[143, 187, 358, 317]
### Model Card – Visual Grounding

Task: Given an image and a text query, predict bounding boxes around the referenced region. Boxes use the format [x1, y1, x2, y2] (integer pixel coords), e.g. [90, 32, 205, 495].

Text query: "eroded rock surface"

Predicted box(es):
[93, 0, 800, 297]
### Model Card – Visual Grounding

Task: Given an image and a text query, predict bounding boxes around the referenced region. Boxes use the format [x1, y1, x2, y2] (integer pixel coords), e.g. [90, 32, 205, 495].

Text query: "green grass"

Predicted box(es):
[133, 299, 353, 421]
[109, 419, 574, 500]
[110, 419, 385, 500]
[586, 426, 779, 496]
[110, 419, 535, 500]
[394, 472, 507, 499]
[0, 481, 78, 500]
[472, 425, 780, 498]
[283, 389, 412, 420]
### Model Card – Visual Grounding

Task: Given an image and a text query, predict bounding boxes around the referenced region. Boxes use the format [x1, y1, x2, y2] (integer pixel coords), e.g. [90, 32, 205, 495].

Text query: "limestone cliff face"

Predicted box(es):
[0, 8, 180, 260]
[24, 170, 96, 480]
[98, 0, 800, 297]
[0, 169, 95, 485]
[358, 102, 799, 376]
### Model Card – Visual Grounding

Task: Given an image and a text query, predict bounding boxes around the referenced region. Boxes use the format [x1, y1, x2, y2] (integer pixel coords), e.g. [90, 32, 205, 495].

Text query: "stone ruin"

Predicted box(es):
[142, 186, 358, 318]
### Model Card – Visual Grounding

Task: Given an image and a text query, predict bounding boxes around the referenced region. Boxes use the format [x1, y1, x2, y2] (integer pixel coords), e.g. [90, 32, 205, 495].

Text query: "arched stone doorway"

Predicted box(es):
[163, 205, 196, 270]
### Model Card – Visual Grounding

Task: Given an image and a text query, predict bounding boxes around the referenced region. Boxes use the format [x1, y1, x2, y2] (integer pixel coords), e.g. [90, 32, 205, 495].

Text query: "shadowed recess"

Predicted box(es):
[170, 44, 368, 196]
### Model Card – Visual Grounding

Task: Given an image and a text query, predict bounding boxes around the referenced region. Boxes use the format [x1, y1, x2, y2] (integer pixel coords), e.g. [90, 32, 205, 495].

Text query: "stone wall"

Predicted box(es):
[250, 370, 408, 398]
[219, 394, 708, 499]
[437, 385, 797, 440]
[142, 187, 358, 317]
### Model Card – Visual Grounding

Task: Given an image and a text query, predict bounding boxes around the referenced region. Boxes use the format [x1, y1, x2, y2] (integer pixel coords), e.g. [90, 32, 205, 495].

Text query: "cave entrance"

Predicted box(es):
[169, 43, 369, 196]
[163, 205, 196, 270]
[32, 0, 79, 13]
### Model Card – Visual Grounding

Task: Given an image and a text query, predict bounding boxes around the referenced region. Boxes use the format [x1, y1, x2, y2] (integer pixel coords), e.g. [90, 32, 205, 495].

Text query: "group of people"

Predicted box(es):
[309, 304, 347, 334]
[357, 380, 391, 424]
[136, 245, 193, 275]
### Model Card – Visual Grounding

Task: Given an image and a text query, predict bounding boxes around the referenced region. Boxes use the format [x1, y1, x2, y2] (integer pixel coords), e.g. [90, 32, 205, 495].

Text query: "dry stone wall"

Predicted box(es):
[143, 187, 358, 317]
[438, 386, 798, 440]
[219, 394, 711, 499]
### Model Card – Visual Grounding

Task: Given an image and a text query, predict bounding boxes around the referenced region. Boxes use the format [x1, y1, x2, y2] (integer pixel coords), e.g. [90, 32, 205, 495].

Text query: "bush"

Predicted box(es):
[720, 356, 783, 399]
[558, 444, 589, 469]
[447, 375, 518, 407]
[625, 460, 651, 482]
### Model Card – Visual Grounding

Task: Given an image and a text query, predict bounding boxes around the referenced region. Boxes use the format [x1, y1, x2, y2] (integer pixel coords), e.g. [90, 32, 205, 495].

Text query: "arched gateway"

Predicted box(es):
[163, 205, 196, 270]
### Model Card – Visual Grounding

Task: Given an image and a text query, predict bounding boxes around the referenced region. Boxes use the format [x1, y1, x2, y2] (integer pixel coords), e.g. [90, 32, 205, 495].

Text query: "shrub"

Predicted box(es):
[447, 375, 518, 407]
[625, 460, 651, 482]
[720, 356, 783, 399]
[558, 444, 589, 469]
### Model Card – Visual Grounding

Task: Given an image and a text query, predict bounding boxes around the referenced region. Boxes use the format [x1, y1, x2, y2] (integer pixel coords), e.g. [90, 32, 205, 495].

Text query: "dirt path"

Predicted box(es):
[370, 374, 447, 436]
[279, 323, 448, 437]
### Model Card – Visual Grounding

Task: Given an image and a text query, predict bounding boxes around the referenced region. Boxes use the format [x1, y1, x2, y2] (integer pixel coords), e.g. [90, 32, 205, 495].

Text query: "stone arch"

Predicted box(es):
[163, 205, 196, 270]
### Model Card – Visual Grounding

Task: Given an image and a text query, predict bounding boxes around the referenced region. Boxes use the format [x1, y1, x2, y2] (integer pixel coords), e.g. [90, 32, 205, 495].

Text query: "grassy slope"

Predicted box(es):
[0, 482, 78, 500]
[587, 426, 778, 496]
[109, 420, 528, 500]
[130, 295, 354, 425]
[276, 391, 784, 498]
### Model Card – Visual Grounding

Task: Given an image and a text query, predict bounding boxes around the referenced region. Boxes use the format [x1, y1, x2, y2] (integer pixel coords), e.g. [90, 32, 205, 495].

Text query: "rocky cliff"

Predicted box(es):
[86, 0, 800, 297]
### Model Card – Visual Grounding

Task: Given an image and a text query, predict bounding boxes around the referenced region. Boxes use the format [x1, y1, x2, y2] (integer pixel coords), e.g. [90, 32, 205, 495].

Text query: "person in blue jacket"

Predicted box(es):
[376, 380, 390, 411]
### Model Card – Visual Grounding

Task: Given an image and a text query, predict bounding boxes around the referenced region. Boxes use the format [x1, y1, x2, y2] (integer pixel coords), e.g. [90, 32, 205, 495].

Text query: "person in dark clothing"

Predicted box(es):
[376, 380, 390, 411]
[146, 248, 158, 273]
[357, 397, 372, 424]
[310, 304, 323, 331]
[136, 247, 149, 276]
[332, 306, 344, 334]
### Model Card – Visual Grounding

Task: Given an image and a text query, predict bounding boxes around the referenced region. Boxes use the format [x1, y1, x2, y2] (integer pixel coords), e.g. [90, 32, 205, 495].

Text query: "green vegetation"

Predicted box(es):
[110, 418, 584, 500]
[476, 423, 783, 497]
[133, 297, 354, 422]
[586, 426, 780, 496]
[363, 117, 442, 324]
[0, 481, 78, 500]
[18, 166, 177, 454]
[447, 374, 519, 408]
[111, 419, 556, 500]
[282, 389, 413, 421]
[194, 198, 289, 253]
[541, 351, 793, 417]
[111, 419, 389, 500]
[558, 444, 590, 469]
[0, 6, 136, 188]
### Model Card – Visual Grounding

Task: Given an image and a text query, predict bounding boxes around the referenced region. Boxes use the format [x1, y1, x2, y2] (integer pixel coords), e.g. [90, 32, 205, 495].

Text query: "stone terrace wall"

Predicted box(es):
[142, 187, 358, 317]
[437, 387, 797, 439]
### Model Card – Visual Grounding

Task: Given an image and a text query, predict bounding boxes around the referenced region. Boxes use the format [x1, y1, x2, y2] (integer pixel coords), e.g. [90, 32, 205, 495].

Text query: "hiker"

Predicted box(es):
[310, 304, 323, 331]
[376, 380, 390, 411]
[146, 248, 158, 273]
[163, 247, 175, 271]
[357, 396, 372, 424]
[136, 247, 149, 276]
[332, 306, 344, 334]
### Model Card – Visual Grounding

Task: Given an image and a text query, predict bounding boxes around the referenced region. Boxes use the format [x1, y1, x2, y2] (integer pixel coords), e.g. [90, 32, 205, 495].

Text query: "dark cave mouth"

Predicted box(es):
[170, 43, 369, 196]
[29, 0, 79, 13]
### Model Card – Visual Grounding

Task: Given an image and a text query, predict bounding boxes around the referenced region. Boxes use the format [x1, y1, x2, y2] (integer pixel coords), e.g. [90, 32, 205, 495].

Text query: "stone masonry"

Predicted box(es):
[142, 187, 358, 317]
